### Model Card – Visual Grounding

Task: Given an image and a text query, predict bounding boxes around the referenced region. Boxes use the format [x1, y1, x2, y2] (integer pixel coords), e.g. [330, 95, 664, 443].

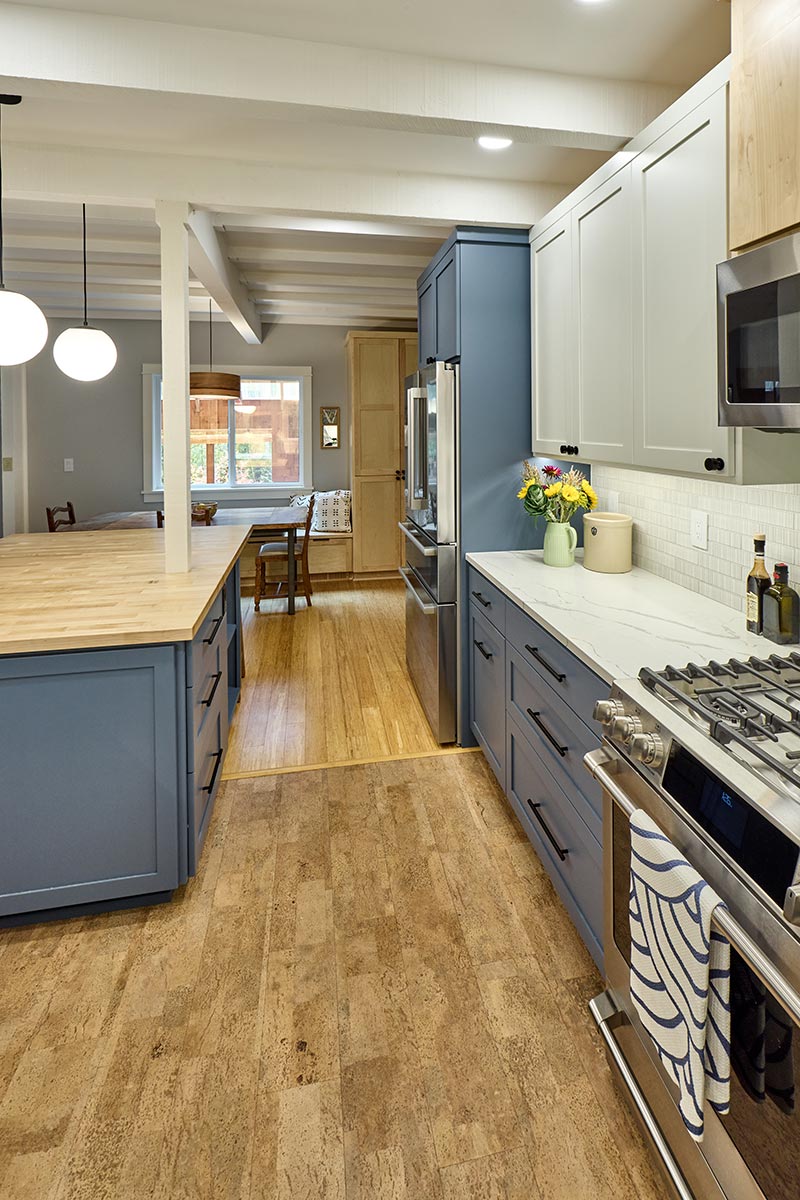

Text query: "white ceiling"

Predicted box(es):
[15, 0, 730, 85]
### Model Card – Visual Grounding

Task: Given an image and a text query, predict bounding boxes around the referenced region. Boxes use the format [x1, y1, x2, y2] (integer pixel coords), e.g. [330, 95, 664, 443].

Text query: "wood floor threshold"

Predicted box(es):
[221, 745, 482, 780]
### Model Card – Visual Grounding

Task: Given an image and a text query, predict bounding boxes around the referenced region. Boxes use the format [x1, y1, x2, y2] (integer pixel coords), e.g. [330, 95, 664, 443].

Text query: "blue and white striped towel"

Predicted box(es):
[629, 808, 731, 1141]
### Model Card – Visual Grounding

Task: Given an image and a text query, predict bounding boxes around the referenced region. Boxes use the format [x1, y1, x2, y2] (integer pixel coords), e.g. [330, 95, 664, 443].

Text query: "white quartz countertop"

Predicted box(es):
[466, 550, 769, 685]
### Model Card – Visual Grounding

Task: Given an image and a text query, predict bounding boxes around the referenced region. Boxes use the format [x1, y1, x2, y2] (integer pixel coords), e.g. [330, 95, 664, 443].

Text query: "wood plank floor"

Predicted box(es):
[0, 754, 668, 1200]
[226, 581, 442, 777]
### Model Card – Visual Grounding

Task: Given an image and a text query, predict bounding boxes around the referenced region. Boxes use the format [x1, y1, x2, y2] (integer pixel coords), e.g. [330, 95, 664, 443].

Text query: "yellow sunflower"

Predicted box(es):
[581, 480, 599, 509]
[544, 482, 563, 497]
[561, 484, 581, 504]
[517, 480, 533, 499]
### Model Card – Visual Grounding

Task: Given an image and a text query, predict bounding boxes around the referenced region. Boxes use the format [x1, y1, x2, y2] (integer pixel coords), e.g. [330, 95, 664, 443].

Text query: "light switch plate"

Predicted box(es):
[2, 457, 12, 473]
[690, 509, 708, 551]
[64, 458, 74, 473]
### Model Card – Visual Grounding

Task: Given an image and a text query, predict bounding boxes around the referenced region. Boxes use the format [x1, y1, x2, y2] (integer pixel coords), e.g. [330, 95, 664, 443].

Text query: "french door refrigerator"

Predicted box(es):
[400, 361, 458, 744]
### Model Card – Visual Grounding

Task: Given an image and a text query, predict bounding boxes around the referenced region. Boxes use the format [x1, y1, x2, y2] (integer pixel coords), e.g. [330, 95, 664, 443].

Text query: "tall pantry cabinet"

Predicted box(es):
[347, 331, 418, 575]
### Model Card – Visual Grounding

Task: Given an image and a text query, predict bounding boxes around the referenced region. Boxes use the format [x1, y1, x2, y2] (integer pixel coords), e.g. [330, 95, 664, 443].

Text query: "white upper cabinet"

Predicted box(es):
[631, 88, 732, 476]
[573, 168, 634, 465]
[531, 215, 574, 458]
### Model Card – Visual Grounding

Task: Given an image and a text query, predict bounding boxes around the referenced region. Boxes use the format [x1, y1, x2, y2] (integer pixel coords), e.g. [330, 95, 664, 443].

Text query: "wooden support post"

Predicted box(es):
[155, 200, 192, 573]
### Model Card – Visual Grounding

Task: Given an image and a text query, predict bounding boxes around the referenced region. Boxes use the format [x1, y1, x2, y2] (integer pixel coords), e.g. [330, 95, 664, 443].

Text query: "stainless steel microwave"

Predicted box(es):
[717, 231, 800, 429]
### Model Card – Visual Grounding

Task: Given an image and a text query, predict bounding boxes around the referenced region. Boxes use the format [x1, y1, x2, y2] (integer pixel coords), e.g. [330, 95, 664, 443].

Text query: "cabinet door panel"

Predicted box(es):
[353, 476, 401, 572]
[418, 280, 436, 366]
[352, 338, 401, 475]
[632, 89, 734, 475]
[574, 170, 634, 464]
[435, 254, 458, 361]
[531, 217, 575, 456]
[469, 605, 506, 789]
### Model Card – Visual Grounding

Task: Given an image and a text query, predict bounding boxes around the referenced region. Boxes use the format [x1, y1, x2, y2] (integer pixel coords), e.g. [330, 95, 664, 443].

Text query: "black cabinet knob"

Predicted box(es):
[573, 445, 579, 456]
[560, 444, 568, 454]
[704, 457, 725, 472]
[426, 356, 436, 365]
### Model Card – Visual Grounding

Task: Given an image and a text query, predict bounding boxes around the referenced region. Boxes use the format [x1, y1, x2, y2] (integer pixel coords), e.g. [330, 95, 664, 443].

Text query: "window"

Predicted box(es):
[143, 365, 312, 499]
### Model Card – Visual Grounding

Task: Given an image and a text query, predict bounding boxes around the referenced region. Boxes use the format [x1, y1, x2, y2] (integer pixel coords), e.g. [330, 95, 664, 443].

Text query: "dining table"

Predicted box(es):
[69, 506, 308, 614]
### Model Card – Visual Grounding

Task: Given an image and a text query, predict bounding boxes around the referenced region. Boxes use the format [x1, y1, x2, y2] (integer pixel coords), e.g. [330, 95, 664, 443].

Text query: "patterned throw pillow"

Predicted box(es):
[288, 493, 311, 509]
[312, 490, 352, 533]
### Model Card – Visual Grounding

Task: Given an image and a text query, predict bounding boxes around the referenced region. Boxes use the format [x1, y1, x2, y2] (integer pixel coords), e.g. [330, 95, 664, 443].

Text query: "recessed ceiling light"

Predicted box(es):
[477, 136, 513, 151]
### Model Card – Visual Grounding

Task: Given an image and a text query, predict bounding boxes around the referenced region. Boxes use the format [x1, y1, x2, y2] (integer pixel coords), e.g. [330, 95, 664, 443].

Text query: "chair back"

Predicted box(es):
[46, 501, 76, 532]
[303, 494, 315, 538]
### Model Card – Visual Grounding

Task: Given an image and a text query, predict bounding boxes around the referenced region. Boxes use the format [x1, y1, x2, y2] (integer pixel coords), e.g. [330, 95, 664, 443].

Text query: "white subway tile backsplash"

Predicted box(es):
[592, 465, 800, 612]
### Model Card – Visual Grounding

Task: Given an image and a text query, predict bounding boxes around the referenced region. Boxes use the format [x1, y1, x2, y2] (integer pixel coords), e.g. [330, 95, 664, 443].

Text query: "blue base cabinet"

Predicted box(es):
[0, 563, 243, 922]
[468, 565, 607, 970]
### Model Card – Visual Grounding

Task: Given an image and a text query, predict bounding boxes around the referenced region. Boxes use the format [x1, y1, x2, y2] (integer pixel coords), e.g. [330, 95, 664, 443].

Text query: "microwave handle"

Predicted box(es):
[585, 747, 800, 1026]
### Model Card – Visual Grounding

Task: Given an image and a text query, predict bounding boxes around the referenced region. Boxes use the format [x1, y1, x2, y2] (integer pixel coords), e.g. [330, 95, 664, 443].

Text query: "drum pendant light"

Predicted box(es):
[53, 204, 117, 381]
[0, 96, 49, 366]
[190, 301, 242, 401]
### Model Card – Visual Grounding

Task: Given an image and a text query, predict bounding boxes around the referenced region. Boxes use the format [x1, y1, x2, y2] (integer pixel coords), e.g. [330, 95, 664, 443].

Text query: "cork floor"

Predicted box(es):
[0, 752, 668, 1199]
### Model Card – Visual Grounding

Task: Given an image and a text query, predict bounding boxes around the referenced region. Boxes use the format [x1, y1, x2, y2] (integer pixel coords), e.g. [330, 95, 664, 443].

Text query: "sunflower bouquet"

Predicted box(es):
[517, 461, 598, 523]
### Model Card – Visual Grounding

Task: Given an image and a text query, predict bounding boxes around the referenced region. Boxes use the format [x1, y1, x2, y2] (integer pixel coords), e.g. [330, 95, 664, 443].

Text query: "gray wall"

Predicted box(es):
[26, 319, 354, 531]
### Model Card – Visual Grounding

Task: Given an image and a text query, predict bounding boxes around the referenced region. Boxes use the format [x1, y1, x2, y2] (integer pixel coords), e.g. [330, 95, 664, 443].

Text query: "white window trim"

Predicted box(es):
[142, 362, 313, 502]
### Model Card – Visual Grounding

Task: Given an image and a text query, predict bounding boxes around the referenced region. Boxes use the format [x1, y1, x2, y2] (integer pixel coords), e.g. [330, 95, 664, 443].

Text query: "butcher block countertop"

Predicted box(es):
[0, 525, 251, 655]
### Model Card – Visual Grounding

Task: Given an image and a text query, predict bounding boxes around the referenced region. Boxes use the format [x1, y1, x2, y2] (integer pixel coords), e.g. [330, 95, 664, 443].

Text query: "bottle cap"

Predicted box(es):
[755, 533, 766, 539]
[774, 562, 789, 583]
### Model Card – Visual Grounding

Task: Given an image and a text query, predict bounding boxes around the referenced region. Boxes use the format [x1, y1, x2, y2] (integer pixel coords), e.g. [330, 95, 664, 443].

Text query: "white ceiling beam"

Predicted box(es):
[5, 142, 563, 226]
[231, 247, 431, 270]
[185, 209, 262, 344]
[214, 214, 451, 240]
[0, 232, 159, 256]
[0, 4, 678, 151]
[240, 271, 419, 291]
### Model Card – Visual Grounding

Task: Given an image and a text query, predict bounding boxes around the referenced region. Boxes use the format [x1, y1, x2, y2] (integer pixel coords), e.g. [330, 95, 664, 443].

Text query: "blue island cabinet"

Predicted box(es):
[0, 563, 242, 923]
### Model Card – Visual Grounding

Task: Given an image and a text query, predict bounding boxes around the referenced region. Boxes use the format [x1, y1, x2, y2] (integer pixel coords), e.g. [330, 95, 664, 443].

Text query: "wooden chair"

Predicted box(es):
[155, 509, 213, 527]
[253, 497, 315, 612]
[46, 501, 76, 532]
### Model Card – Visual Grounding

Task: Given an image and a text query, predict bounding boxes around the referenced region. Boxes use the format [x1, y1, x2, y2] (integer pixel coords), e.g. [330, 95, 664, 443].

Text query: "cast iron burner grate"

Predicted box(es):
[640, 653, 800, 791]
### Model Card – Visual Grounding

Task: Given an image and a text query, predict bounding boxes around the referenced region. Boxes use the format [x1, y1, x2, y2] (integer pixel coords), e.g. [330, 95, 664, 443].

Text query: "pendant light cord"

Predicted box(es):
[82, 202, 88, 327]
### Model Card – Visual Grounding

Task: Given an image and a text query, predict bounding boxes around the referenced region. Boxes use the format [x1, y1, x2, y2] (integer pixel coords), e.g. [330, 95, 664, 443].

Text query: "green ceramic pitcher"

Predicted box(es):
[543, 522, 577, 567]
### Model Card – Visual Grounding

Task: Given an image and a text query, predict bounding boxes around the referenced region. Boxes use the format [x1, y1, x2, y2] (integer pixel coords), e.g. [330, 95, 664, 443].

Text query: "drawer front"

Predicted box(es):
[189, 588, 226, 687]
[470, 604, 506, 789]
[188, 681, 228, 874]
[191, 635, 227, 742]
[467, 566, 506, 635]
[506, 715, 603, 965]
[506, 601, 606, 731]
[506, 647, 602, 841]
[307, 537, 352, 574]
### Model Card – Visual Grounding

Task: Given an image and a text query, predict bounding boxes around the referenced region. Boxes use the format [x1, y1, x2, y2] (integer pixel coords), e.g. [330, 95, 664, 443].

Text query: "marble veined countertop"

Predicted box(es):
[466, 550, 769, 685]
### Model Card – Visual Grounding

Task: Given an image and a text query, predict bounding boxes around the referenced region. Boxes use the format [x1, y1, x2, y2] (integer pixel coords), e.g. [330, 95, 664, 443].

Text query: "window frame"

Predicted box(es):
[142, 363, 313, 501]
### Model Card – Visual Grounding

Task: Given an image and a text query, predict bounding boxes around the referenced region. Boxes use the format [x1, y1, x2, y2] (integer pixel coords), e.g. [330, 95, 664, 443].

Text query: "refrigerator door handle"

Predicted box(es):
[407, 387, 426, 511]
[398, 522, 436, 556]
[399, 567, 436, 615]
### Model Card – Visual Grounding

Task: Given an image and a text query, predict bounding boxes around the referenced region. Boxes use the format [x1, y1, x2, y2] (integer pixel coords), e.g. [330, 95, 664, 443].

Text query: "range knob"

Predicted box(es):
[593, 698, 626, 725]
[630, 732, 666, 768]
[610, 714, 643, 744]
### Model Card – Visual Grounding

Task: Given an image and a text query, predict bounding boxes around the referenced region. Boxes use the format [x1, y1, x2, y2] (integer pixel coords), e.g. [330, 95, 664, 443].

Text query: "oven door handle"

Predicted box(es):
[399, 522, 436, 556]
[585, 747, 800, 1025]
[399, 567, 436, 616]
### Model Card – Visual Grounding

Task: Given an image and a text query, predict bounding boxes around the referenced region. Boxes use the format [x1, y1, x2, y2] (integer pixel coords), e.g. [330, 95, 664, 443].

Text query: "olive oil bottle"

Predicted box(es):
[762, 564, 800, 646]
[746, 534, 770, 634]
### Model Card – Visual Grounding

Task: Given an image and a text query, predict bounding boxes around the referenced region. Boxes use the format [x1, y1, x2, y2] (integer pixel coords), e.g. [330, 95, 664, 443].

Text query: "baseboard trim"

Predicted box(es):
[221, 745, 482, 781]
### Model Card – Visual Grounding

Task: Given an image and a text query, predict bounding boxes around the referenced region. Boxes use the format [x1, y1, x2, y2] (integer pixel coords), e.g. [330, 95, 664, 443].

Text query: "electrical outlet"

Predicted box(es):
[64, 458, 74, 473]
[2, 457, 12, 473]
[607, 490, 620, 512]
[690, 509, 708, 551]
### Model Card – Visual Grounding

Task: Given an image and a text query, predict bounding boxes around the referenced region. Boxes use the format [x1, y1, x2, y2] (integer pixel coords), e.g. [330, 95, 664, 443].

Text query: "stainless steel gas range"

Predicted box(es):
[586, 653, 800, 1200]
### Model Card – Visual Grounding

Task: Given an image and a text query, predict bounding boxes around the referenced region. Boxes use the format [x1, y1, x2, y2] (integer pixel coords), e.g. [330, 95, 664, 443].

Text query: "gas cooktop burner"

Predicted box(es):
[640, 652, 800, 795]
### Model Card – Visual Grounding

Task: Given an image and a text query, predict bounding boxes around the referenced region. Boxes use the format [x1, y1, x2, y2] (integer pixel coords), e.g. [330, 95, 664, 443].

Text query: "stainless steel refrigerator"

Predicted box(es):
[399, 361, 458, 744]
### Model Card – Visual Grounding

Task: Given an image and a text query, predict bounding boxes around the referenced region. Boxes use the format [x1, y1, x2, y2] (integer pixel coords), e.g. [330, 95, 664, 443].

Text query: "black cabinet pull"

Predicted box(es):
[559, 444, 568, 454]
[526, 708, 568, 757]
[474, 639, 493, 660]
[203, 613, 224, 645]
[203, 670, 223, 708]
[426, 356, 436, 364]
[471, 590, 491, 608]
[202, 748, 224, 794]
[524, 644, 566, 683]
[573, 445, 580, 456]
[704, 457, 725, 472]
[526, 799, 569, 861]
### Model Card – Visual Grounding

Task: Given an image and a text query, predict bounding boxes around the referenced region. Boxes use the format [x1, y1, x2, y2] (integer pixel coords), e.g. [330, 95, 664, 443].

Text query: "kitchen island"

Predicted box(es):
[0, 525, 250, 923]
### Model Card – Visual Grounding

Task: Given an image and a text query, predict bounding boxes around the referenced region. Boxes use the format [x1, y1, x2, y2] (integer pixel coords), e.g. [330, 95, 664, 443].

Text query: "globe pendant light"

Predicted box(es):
[53, 204, 117, 381]
[0, 96, 49, 366]
[190, 300, 242, 402]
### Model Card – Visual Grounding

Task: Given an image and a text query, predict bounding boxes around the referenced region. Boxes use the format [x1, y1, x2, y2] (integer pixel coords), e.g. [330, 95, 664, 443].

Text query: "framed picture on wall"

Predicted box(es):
[321, 406, 340, 449]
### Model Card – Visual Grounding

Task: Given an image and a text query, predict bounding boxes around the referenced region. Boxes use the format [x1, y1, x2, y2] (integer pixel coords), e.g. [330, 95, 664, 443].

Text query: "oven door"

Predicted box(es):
[588, 748, 800, 1200]
[718, 232, 800, 429]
